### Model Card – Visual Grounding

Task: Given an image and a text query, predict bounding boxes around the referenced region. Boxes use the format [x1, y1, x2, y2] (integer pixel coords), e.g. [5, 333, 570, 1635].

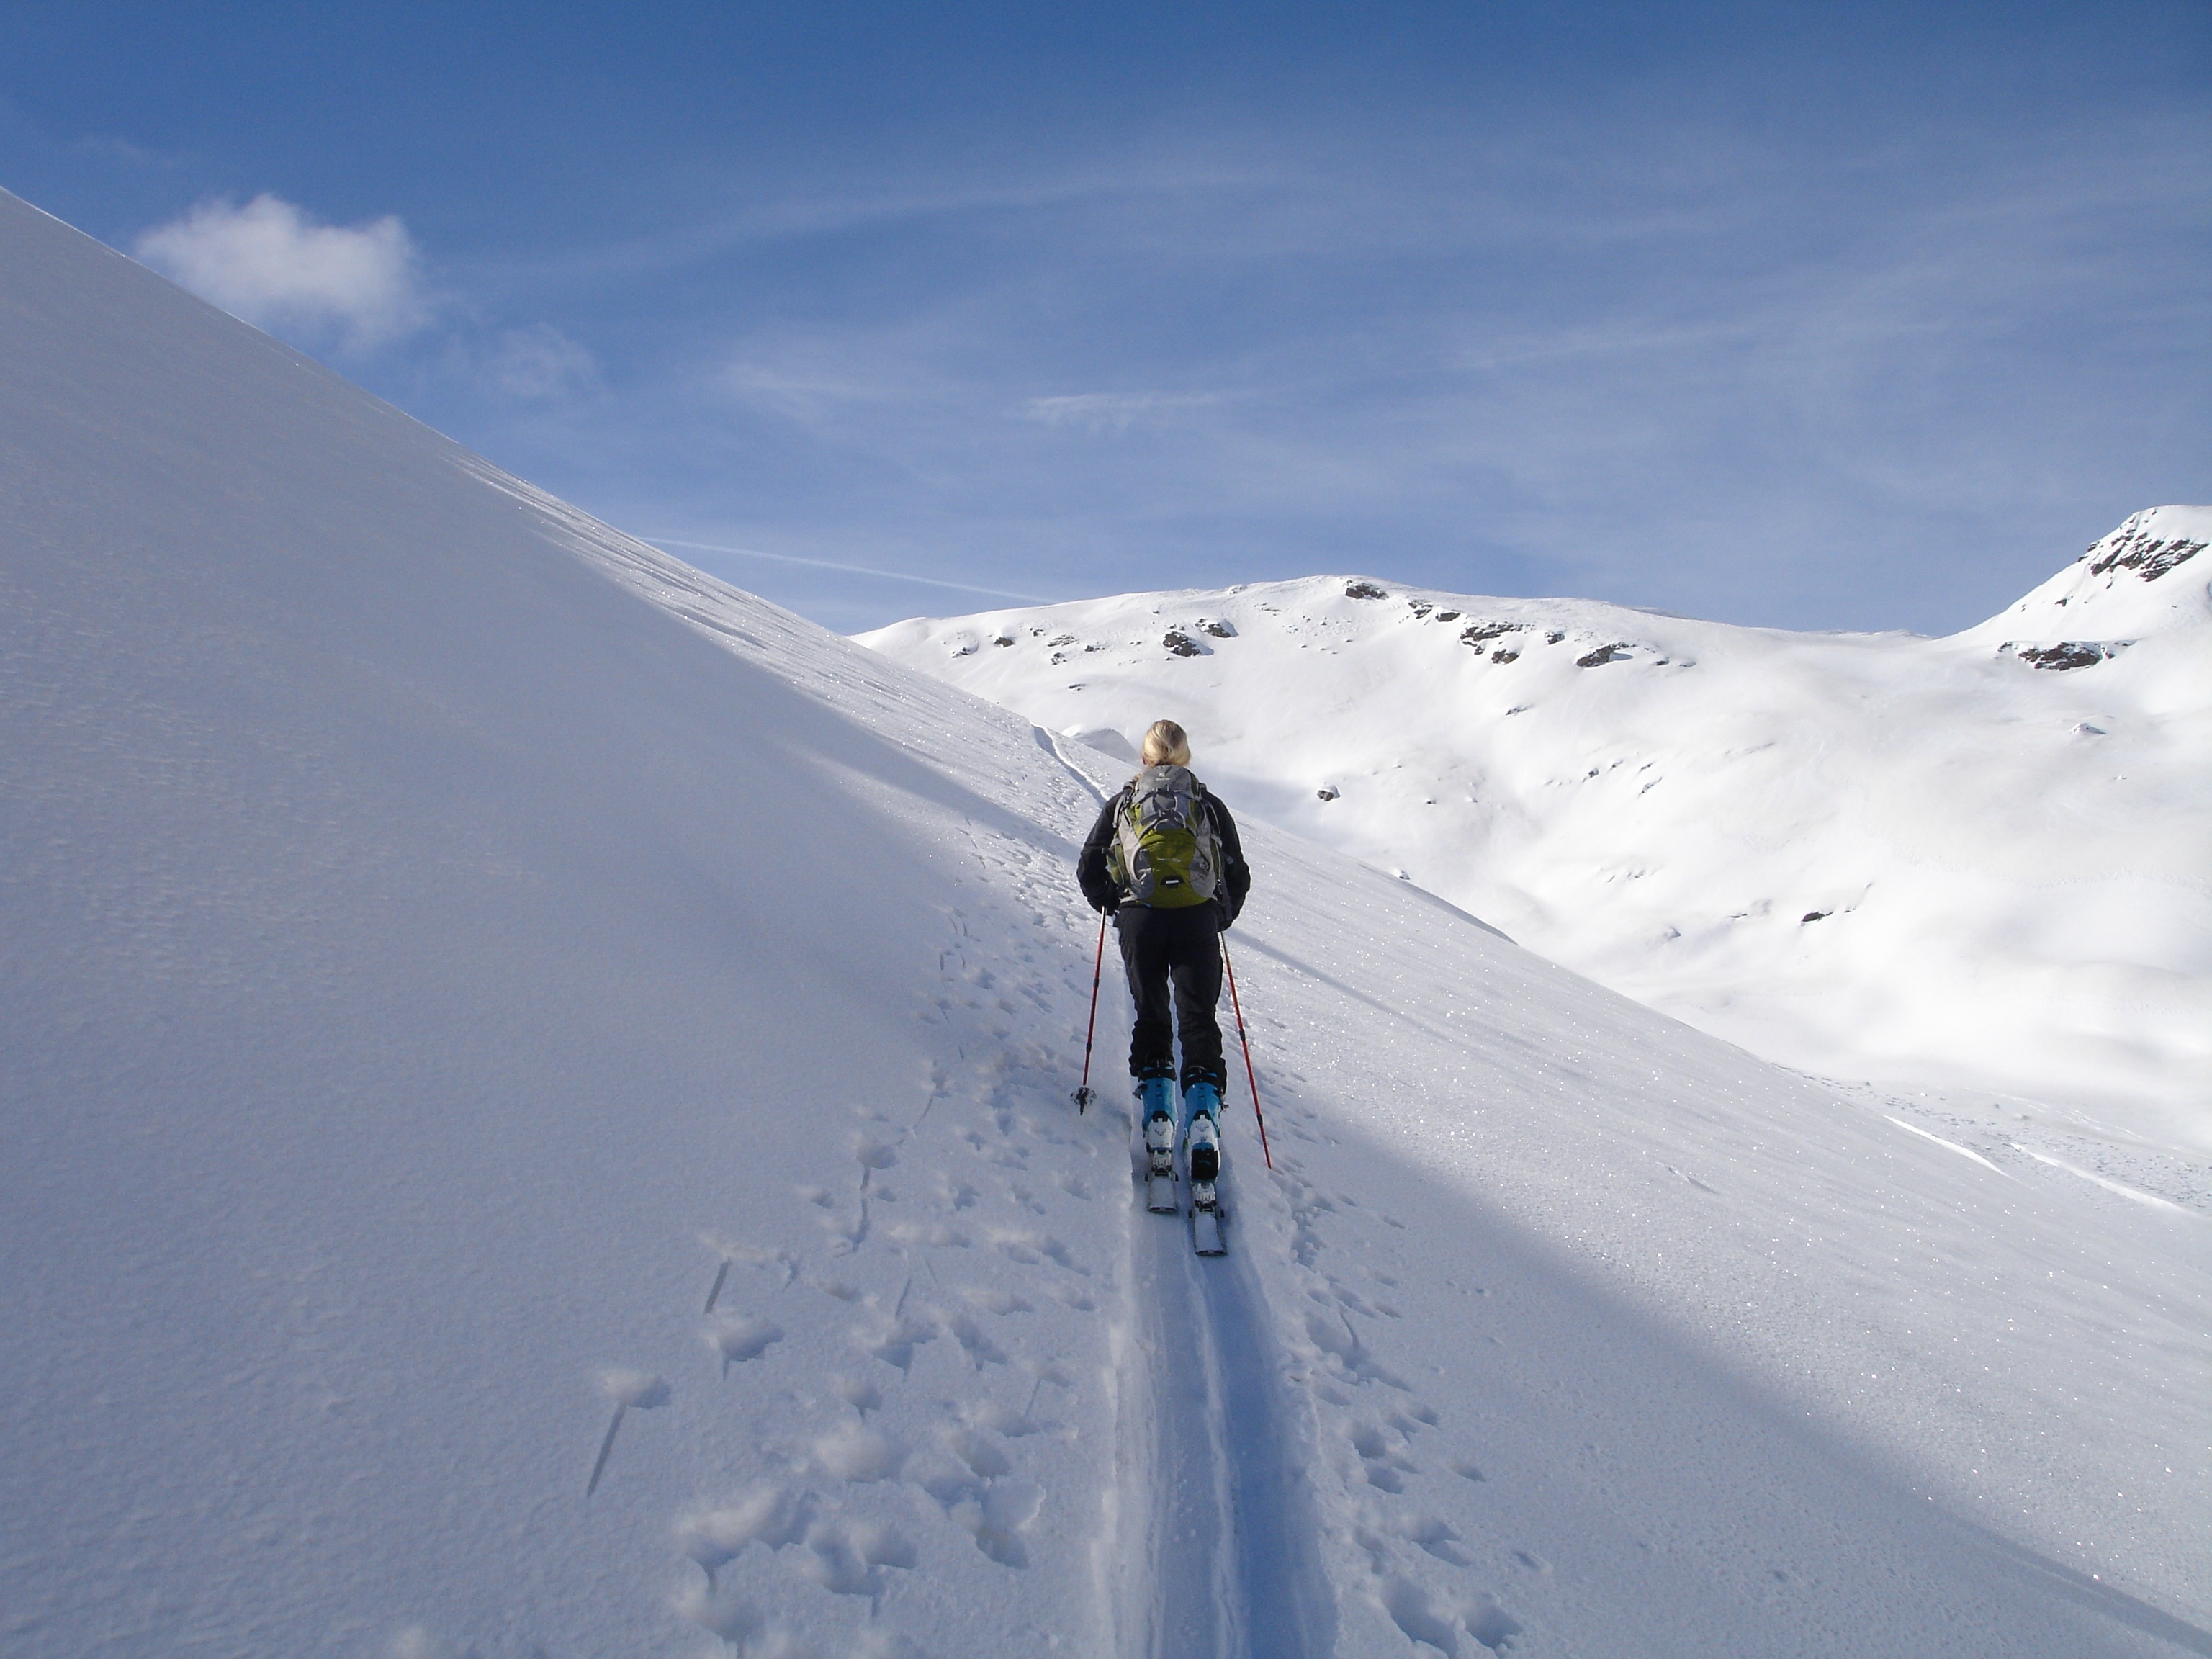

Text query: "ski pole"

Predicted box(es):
[1071, 910, 1107, 1112]
[1220, 937, 1272, 1169]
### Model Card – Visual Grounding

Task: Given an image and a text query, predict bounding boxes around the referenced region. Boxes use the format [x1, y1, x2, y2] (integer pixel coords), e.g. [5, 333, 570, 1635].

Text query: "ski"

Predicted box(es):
[1190, 1184, 1226, 1254]
[1143, 1110, 1179, 1213]
[1187, 1112, 1225, 1254]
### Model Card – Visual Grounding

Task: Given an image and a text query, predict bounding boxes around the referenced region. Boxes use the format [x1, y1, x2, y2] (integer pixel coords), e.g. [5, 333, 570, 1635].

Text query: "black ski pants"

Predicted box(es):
[1115, 903, 1225, 1090]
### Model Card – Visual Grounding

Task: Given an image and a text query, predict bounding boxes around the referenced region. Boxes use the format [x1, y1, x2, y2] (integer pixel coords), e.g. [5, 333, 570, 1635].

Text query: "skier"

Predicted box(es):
[1076, 720, 1251, 1220]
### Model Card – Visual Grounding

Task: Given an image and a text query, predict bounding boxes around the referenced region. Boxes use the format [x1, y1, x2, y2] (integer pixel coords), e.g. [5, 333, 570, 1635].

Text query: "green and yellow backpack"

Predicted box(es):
[1108, 763, 1223, 909]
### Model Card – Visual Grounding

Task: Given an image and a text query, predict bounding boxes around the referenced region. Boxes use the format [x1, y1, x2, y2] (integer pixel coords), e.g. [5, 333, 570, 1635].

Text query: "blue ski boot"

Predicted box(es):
[1141, 1076, 1178, 1212]
[1183, 1081, 1226, 1254]
[1182, 1081, 1223, 1183]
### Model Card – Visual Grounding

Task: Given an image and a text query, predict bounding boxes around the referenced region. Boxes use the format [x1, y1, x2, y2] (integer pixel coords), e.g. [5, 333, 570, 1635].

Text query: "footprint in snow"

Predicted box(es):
[814, 1421, 907, 1482]
[706, 1315, 784, 1375]
[1465, 1598, 1525, 1652]
[944, 1309, 1010, 1368]
[855, 1313, 935, 1371]
[960, 1285, 1033, 1316]
[677, 1486, 918, 1620]
[585, 1369, 670, 1498]
[1394, 1514, 1474, 1567]
[886, 1219, 970, 1249]
[989, 1228, 1084, 1273]
[811, 1516, 920, 1591]
[1349, 1421, 1421, 1492]
[680, 1483, 811, 1578]
[958, 1398, 1038, 1437]
[1379, 1576, 1524, 1657]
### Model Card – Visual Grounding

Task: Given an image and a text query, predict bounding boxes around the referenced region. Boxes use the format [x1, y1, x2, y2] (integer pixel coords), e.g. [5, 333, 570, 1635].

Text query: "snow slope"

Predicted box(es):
[858, 518, 2212, 1147]
[4, 186, 2208, 1658]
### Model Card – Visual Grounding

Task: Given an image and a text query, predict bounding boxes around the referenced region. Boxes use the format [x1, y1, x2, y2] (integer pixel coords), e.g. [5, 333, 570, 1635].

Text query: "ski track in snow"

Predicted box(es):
[1113, 1136, 1335, 1659]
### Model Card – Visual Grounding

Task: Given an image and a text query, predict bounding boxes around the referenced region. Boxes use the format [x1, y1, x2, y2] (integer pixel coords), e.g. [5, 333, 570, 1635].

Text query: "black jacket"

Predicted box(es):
[1077, 780, 1251, 927]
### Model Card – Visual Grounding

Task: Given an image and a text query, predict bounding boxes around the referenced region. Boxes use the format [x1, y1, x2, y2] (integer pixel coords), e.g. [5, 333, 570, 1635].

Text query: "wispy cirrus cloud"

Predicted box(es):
[478, 323, 601, 401]
[135, 194, 428, 351]
[1022, 391, 1231, 432]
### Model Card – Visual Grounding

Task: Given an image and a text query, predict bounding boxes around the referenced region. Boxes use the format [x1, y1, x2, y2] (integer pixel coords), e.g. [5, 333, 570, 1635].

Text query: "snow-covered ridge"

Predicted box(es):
[859, 520, 2212, 1141]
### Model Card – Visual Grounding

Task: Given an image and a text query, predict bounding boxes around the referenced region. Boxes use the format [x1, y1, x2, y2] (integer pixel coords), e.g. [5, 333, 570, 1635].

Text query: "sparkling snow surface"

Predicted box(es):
[4, 189, 2207, 1658]
[858, 516, 2212, 1152]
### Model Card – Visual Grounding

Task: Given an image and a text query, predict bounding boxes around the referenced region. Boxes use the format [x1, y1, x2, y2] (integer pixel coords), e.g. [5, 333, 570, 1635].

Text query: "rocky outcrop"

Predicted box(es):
[2085, 518, 2206, 581]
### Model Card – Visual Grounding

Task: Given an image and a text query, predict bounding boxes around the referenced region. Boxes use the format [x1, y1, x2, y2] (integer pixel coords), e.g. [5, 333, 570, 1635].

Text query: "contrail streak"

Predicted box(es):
[645, 537, 1051, 604]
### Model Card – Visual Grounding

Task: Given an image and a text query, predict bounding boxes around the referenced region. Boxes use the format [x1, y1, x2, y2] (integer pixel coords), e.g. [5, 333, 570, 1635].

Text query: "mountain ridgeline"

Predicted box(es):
[860, 510, 2212, 1141]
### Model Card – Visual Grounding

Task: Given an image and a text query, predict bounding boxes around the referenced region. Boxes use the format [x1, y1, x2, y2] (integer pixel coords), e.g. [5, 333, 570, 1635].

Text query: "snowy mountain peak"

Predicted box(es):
[1959, 503, 2212, 653]
[2085, 503, 2212, 581]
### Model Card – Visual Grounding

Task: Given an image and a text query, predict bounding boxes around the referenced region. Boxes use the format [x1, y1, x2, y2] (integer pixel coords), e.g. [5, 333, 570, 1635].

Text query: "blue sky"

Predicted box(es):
[4, 2, 2205, 634]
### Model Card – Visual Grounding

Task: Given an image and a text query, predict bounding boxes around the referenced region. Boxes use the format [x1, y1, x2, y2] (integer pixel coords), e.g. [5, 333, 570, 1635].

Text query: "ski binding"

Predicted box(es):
[1190, 1182, 1226, 1255]
[1186, 1113, 1225, 1253]
[1143, 1111, 1179, 1213]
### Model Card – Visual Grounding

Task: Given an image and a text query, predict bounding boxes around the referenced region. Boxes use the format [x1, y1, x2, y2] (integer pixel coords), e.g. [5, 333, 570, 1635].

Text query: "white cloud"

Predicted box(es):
[135, 194, 428, 350]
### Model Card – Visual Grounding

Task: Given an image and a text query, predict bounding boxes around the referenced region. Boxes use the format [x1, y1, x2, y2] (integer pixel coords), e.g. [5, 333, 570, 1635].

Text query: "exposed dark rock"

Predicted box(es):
[2010, 641, 2121, 670]
[1163, 629, 1206, 657]
[1433, 610, 1460, 623]
[1575, 642, 1629, 667]
[2087, 531, 2206, 580]
[1406, 600, 1433, 619]
[1545, 631, 1565, 644]
[1491, 649, 1519, 665]
[1047, 633, 1076, 647]
[1801, 910, 1830, 924]
[1344, 580, 1390, 600]
[1200, 618, 1236, 638]
[991, 633, 1015, 647]
[1459, 621, 1519, 647]
[1316, 786, 1339, 801]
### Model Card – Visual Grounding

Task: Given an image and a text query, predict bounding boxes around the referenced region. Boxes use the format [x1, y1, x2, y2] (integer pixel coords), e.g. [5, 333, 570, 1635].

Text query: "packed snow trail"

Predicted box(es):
[6, 187, 2208, 1655]
[1111, 1138, 1333, 1659]
[1056, 729, 1331, 1659]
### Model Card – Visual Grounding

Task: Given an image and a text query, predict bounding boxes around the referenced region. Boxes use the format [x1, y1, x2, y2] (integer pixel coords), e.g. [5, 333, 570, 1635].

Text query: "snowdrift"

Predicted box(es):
[4, 187, 2207, 1658]
[858, 522, 2212, 1144]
